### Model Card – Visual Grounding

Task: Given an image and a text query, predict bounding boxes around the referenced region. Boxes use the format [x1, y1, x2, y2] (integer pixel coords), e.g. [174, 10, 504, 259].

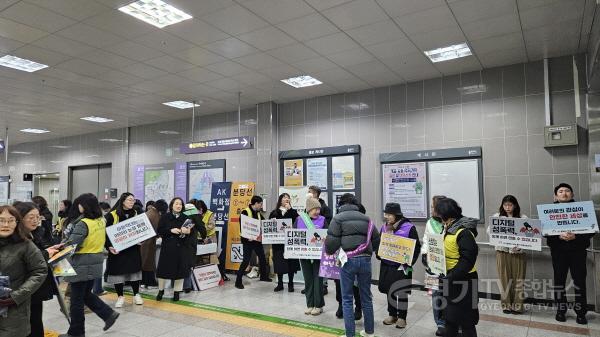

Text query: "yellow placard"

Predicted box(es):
[377, 233, 416, 265]
[225, 182, 255, 270]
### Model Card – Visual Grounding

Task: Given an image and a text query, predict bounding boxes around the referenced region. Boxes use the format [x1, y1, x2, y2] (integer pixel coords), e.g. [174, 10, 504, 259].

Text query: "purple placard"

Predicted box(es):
[133, 165, 145, 203]
[319, 247, 340, 280]
[180, 136, 254, 155]
[174, 162, 187, 199]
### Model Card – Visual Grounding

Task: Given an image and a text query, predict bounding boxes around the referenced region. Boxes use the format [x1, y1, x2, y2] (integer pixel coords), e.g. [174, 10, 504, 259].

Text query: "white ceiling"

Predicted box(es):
[0, 0, 594, 144]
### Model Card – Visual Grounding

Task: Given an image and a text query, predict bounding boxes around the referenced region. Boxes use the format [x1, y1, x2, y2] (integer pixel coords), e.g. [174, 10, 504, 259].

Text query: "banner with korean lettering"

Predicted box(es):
[209, 182, 231, 254]
[261, 219, 290, 244]
[225, 182, 255, 270]
[240, 214, 261, 241]
[377, 233, 416, 265]
[488, 217, 543, 251]
[284, 228, 328, 259]
[537, 201, 599, 235]
[426, 232, 446, 275]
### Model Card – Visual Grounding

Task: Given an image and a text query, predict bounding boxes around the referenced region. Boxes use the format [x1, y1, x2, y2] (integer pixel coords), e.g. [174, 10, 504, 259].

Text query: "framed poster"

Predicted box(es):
[187, 160, 225, 204]
[283, 159, 303, 186]
[332, 156, 355, 190]
[382, 162, 427, 218]
[134, 163, 186, 203]
[307, 158, 328, 190]
[278, 186, 309, 211]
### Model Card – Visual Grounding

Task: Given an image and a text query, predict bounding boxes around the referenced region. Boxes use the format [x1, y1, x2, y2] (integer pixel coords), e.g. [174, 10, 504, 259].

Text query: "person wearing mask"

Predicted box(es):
[269, 193, 300, 292]
[99, 202, 111, 215]
[435, 198, 479, 337]
[13, 202, 60, 337]
[141, 199, 167, 289]
[105, 193, 143, 308]
[548, 183, 593, 324]
[295, 198, 327, 315]
[32, 196, 53, 244]
[60, 193, 119, 337]
[0, 205, 47, 337]
[235, 196, 271, 289]
[54, 199, 72, 243]
[325, 194, 380, 337]
[195, 200, 218, 265]
[155, 198, 197, 301]
[489, 195, 527, 315]
[377, 203, 421, 329]
[420, 195, 447, 336]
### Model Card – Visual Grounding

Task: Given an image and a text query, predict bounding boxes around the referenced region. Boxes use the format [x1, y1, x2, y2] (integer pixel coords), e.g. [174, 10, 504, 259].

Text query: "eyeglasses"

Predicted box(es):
[0, 218, 17, 225]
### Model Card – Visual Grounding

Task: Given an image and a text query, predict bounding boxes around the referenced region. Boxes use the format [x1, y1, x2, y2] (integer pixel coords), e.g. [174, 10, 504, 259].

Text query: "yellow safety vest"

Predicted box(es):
[76, 217, 106, 254]
[243, 207, 262, 220]
[203, 210, 215, 237]
[444, 227, 477, 273]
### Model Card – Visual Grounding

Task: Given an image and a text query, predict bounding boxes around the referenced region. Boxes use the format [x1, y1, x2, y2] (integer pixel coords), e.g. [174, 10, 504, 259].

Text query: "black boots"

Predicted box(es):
[173, 291, 180, 302]
[274, 283, 284, 292]
[156, 290, 164, 301]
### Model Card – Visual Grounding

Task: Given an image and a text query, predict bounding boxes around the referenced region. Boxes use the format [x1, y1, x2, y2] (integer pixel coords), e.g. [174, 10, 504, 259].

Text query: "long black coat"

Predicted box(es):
[156, 213, 197, 279]
[30, 227, 57, 302]
[105, 209, 142, 276]
[269, 208, 300, 275]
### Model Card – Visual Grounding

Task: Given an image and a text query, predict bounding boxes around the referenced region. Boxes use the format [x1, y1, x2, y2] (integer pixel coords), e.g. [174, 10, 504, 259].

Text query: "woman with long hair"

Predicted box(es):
[105, 192, 143, 308]
[54, 199, 72, 242]
[269, 193, 300, 292]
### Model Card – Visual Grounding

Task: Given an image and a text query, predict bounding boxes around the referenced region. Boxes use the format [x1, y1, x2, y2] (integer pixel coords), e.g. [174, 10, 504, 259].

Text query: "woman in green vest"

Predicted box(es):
[60, 193, 119, 337]
[434, 198, 479, 337]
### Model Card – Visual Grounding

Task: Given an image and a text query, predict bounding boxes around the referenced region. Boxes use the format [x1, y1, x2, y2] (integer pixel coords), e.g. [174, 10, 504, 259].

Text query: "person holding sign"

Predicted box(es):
[420, 195, 446, 336]
[435, 198, 479, 337]
[235, 196, 271, 289]
[104, 193, 143, 308]
[547, 183, 593, 324]
[295, 197, 327, 316]
[376, 203, 421, 329]
[269, 193, 300, 292]
[61, 193, 120, 337]
[325, 194, 380, 337]
[155, 198, 197, 302]
[489, 195, 528, 315]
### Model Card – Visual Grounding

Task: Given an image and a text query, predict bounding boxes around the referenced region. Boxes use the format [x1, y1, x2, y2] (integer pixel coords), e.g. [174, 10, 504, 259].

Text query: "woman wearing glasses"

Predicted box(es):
[0, 205, 47, 337]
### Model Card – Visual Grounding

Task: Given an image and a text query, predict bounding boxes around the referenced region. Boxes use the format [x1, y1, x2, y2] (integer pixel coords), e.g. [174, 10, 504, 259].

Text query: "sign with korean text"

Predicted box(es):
[284, 229, 328, 259]
[377, 233, 416, 265]
[226, 182, 255, 270]
[192, 264, 221, 290]
[261, 219, 291, 244]
[180, 136, 254, 154]
[537, 201, 598, 235]
[489, 217, 543, 251]
[426, 232, 447, 275]
[319, 248, 340, 279]
[240, 214, 261, 241]
[209, 182, 231, 227]
[106, 213, 156, 252]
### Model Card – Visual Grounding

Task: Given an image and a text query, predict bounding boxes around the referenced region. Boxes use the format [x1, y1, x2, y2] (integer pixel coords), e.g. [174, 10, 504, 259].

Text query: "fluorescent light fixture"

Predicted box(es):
[118, 0, 192, 28]
[162, 100, 201, 109]
[11, 151, 31, 155]
[99, 138, 123, 142]
[158, 130, 180, 135]
[244, 119, 257, 125]
[281, 75, 322, 88]
[50, 145, 71, 149]
[20, 128, 49, 134]
[457, 84, 487, 95]
[424, 43, 472, 63]
[0, 55, 48, 72]
[344, 103, 369, 111]
[87, 154, 100, 158]
[49, 160, 64, 164]
[81, 116, 114, 123]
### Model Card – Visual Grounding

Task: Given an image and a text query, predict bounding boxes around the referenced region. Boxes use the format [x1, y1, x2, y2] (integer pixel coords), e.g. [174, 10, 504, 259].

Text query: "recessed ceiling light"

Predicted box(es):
[118, 0, 193, 28]
[99, 138, 123, 142]
[162, 101, 201, 109]
[20, 128, 49, 134]
[424, 43, 472, 63]
[158, 130, 180, 135]
[50, 145, 71, 149]
[11, 151, 31, 155]
[81, 116, 114, 123]
[281, 75, 322, 88]
[0, 55, 48, 72]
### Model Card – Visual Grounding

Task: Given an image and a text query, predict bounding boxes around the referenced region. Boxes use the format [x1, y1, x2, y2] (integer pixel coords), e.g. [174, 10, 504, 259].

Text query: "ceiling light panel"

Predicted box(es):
[424, 43, 472, 63]
[21, 128, 50, 134]
[0, 55, 48, 72]
[118, 0, 193, 29]
[81, 116, 114, 123]
[281, 75, 322, 88]
[162, 101, 201, 109]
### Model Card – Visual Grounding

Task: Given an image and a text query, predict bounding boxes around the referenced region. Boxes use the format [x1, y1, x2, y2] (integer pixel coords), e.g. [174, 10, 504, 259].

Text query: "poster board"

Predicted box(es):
[488, 217, 543, 250]
[106, 213, 156, 252]
[261, 219, 290, 244]
[225, 182, 255, 270]
[306, 158, 328, 190]
[426, 233, 446, 275]
[133, 163, 187, 203]
[283, 159, 304, 186]
[377, 233, 416, 265]
[240, 214, 261, 241]
[284, 228, 328, 259]
[537, 201, 598, 235]
[382, 162, 427, 218]
[187, 160, 225, 204]
[192, 264, 221, 290]
[428, 159, 480, 220]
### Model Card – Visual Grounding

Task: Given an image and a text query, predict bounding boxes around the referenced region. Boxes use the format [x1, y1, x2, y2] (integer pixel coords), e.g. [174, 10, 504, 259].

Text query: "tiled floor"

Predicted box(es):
[43, 276, 600, 337]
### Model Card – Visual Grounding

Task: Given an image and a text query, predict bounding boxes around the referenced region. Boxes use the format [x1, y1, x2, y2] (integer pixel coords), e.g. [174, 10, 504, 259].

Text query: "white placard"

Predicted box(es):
[196, 243, 218, 255]
[106, 213, 156, 252]
[284, 228, 328, 259]
[426, 232, 446, 275]
[488, 217, 543, 251]
[261, 219, 292, 244]
[192, 264, 221, 290]
[240, 214, 261, 241]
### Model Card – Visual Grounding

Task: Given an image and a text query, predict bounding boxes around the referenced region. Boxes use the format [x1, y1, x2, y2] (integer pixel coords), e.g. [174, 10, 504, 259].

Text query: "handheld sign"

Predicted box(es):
[106, 213, 156, 251]
[240, 214, 261, 241]
[488, 217, 543, 251]
[261, 219, 290, 244]
[378, 233, 416, 265]
[537, 201, 598, 235]
[426, 233, 447, 275]
[284, 228, 328, 259]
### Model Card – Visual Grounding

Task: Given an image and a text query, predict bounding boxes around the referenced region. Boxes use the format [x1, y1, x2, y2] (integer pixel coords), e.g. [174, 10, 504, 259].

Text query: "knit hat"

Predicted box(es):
[554, 183, 573, 195]
[305, 198, 321, 212]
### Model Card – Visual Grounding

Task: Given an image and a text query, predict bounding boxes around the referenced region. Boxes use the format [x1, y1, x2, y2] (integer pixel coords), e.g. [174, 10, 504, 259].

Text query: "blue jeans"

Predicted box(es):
[68, 280, 115, 336]
[340, 256, 374, 337]
[432, 289, 445, 327]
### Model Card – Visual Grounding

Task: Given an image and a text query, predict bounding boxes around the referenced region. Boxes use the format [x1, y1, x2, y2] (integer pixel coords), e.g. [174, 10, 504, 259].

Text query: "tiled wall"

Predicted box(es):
[277, 54, 591, 299]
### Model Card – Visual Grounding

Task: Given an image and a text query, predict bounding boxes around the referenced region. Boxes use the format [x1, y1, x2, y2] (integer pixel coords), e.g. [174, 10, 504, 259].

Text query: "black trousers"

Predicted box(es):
[28, 298, 44, 337]
[68, 280, 114, 336]
[236, 241, 268, 283]
[335, 279, 361, 310]
[551, 248, 588, 315]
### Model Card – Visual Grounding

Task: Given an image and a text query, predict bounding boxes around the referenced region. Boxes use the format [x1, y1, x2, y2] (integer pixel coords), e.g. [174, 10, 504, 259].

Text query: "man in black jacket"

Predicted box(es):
[548, 183, 593, 324]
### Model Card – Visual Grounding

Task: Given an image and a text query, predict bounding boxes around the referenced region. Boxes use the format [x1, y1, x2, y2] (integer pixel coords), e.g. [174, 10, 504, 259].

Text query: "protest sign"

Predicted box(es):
[261, 219, 291, 244]
[106, 213, 156, 252]
[424, 274, 440, 290]
[319, 248, 340, 279]
[537, 201, 598, 235]
[284, 229, 328, 259]
[426, 233, 447, 275]
[196, 243, 218, 255]
[240, 214, 261, 241]
[377, 233, 416, 265]
[192, 264, 221, 290]
[488, 217, 543, 251]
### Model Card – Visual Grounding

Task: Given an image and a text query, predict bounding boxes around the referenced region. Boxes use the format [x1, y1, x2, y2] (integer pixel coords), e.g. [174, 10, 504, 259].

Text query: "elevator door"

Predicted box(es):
[69, 164, 112, 200]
